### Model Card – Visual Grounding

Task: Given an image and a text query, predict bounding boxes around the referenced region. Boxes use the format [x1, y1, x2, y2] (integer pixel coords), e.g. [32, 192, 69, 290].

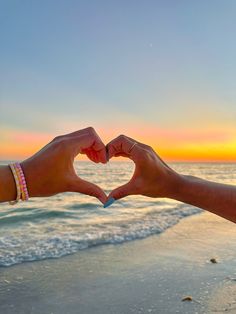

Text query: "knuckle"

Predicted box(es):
[118, 134, 126, 141]
[55, 137, 70, 150]
[140, 144, 155, 155]
[143, 144, 152, 151]
[148, 147, 155, 155]
[53, 135, 64, 142]
[86, 126, 95, 133]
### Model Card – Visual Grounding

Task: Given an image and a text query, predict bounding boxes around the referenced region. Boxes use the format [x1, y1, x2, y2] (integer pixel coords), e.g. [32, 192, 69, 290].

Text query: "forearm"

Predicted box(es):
[0, 166, 16, 203]
[171, 174, 236, 223]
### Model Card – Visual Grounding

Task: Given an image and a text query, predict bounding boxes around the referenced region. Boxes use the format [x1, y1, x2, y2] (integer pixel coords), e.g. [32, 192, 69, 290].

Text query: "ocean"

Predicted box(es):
[0, 161, 236, 267]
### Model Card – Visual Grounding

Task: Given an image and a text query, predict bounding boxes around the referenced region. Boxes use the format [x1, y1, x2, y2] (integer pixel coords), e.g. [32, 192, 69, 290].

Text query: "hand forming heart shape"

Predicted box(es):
[21, 127, 177, 206]
[6, 127, 236, 224]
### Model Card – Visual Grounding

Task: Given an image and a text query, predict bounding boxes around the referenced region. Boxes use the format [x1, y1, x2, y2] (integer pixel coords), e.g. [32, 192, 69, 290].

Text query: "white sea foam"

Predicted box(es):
[0, 161, 235, 267]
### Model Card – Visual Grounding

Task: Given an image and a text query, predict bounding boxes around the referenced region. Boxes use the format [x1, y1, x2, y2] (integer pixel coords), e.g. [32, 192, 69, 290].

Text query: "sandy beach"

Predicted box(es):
[0, 211, 236, 314]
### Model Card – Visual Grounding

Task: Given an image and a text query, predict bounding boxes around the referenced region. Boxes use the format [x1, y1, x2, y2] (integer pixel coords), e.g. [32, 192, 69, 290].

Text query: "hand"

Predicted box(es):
[21, 127, 108, 204]
[106, 135, 180, 201]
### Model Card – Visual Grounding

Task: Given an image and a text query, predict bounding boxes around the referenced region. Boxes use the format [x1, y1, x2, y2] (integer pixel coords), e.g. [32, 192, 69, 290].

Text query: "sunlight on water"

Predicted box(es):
[0, 161, 235, 266]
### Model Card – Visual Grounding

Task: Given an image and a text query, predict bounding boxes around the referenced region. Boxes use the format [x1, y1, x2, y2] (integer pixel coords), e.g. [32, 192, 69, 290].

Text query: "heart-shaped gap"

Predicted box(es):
[74, 159, 135, 197]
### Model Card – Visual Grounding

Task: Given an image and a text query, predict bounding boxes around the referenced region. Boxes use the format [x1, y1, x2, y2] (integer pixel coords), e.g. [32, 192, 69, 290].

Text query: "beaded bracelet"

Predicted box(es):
[15, 162, 29, 201]
[14, 163, 29, 201]
[9, 162, 29, 204]
[9, 164, 21, 205]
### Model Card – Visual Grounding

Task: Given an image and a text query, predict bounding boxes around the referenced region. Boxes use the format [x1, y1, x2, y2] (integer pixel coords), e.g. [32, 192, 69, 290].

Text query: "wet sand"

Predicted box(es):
[0, 211, 236, 314]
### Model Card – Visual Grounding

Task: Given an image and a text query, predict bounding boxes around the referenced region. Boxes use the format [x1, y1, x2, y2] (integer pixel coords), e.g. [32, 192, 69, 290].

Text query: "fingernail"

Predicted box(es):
[103, 197, 115, 208]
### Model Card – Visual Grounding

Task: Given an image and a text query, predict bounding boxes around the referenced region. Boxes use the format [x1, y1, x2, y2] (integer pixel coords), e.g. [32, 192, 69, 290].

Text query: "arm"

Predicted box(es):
[106, 135, 236, 223]
[172, 175, 236, 223]
[0, 127, 107, 204]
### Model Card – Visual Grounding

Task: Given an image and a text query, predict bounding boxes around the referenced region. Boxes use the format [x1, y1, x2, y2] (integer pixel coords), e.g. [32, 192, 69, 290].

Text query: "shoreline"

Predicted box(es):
[1, 211, 236, 313]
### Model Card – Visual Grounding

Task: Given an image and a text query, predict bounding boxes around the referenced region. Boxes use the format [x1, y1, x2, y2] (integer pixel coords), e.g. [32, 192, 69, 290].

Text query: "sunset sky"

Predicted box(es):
[1, 1, 236, 161]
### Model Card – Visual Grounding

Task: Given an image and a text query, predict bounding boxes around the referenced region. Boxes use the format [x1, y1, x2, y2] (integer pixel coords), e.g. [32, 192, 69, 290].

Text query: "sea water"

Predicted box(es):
[0, 161, 235, 267]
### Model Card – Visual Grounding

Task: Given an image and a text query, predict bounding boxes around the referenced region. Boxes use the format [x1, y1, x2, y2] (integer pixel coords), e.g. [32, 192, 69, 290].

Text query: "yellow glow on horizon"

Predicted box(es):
[152, 137, 236, 162]
[156, 144, 236, 162]
[0, 127, 236, 162]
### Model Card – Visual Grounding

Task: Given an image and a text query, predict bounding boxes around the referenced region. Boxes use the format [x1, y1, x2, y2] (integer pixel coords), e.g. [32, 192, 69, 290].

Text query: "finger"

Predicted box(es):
[72, 177, 107, 204]
[106, 135, 142, 163]
[107, 134, 171, 170]
[85, 149, 100, 163]
[68, 130, 107, 163]
[107, 182, 135, 201]
[82, 145, 106, 164]
[80, 129, 107, 163]
[87, 129, 107, 163]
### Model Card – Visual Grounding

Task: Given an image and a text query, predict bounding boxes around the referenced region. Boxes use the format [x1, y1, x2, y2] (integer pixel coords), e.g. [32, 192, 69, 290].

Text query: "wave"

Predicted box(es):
[0, 161, 234, 267]
[0, 204, 202, 267]
[0, 210, 74, 225]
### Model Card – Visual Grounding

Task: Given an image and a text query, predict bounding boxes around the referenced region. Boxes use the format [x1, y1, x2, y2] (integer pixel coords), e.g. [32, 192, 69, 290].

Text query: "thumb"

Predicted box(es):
[107, 182, 134, 202]
[73, 178, 107, 204]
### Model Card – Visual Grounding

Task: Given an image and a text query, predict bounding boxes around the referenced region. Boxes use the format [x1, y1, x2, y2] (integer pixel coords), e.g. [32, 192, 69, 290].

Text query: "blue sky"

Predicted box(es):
[1, 1, 236, 160]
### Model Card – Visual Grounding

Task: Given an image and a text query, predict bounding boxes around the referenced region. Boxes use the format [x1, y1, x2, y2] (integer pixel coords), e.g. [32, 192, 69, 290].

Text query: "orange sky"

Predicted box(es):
[1, 125, 235, 162]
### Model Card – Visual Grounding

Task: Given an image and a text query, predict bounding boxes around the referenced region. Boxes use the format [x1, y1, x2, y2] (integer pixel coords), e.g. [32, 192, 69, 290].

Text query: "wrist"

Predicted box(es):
[164, 171, 187, 200]
[0, 166, 17, 202]
[167, 173, 200, 203]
